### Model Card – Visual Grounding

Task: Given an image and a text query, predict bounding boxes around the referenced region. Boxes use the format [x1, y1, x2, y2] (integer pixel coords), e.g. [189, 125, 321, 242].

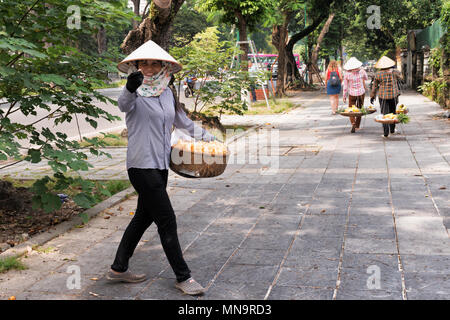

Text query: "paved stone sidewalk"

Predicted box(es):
[0, 89, 448, 300]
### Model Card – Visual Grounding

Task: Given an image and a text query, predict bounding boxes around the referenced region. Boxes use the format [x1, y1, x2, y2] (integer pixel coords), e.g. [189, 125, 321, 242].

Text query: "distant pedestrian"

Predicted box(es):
[342, 57, 368, 133]
[107, 40, 216, 296]
[370, 56, 403, 138]
[249, 62, 258, 102]
[325, 60, 342, 114]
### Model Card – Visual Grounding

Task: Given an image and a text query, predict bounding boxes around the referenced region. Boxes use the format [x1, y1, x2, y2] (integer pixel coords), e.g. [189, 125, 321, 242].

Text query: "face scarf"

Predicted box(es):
[137, 62, 174, 97]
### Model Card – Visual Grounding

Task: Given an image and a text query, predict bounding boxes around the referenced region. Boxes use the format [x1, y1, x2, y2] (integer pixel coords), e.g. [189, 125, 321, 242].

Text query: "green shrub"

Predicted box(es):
[418, 79, 448, 108]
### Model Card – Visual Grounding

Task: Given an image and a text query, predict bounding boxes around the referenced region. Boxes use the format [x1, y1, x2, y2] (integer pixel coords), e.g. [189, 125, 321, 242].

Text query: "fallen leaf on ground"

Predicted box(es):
[104, 216, 110, 220]
[321, 209, 326, 213]
[439, 186, 446, 190]
[90, 278, 98, 281]
[89, 292, 100, 297]
[63, 258, 77, 262]
[118, 206, 124, 211]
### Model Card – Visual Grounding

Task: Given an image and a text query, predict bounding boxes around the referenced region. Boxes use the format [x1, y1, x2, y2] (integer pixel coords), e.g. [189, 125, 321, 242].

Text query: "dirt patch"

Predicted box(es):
[0, 181, 84, 251]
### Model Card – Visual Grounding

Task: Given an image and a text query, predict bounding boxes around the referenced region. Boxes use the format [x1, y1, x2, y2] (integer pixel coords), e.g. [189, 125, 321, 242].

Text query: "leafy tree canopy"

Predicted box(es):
[0, 0, 134, 216]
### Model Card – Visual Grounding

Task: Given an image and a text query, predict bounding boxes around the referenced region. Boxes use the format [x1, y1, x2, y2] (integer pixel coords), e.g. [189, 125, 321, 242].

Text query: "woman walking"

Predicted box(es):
[370, 56, 402, 138]
[325, 60, 342, 114]
[106, 41, 215, 296]
[342, 57, 368, 133]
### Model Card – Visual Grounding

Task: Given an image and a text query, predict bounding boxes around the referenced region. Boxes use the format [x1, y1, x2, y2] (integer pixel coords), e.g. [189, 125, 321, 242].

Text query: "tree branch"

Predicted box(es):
[6, 52, 24, 67]
[311, 12, 335, 65]
[286, 13, 328, 52]
[0, 101, 17, 120]
[11, 105, 65, 135]
[0, 159, 25, 170]
[11, 0, 42, 37]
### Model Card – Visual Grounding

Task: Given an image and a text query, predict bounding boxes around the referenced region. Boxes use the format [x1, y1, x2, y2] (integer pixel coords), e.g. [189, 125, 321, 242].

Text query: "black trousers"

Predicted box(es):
[379, 97, 398, 136]
[111, 168, 191, 282]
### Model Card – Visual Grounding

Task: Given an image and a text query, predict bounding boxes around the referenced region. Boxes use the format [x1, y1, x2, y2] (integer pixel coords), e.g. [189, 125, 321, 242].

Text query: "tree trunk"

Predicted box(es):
[308, 42, 314, 85]
[236, 10, 248, 72]
[283, 13, 327, 88]
[97, 26, 107, 54]
[131, 0, 141, 29]
[311, 13, 335, 68]
[272, 15, 289, 97]
[121, 0, 185, 54]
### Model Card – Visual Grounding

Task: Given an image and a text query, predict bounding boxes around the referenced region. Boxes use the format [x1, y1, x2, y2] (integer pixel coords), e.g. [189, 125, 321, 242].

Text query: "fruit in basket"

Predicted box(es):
[172, 140, 228, 156]
[170, 139, 229, 178]
[344, 105, 361, 113]
[396, 104, 407, 114]
[383, 113, 397, 120]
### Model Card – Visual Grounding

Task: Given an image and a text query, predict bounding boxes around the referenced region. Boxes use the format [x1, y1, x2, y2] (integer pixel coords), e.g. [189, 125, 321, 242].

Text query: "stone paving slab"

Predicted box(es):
[1, 89, 449, 301]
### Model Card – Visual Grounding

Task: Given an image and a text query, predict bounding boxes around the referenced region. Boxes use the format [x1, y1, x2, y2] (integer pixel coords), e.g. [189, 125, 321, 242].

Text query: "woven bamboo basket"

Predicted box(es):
[170, 146, 229, 178]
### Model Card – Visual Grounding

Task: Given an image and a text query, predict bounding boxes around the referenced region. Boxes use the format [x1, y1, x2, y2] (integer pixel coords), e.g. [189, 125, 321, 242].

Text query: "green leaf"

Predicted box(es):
[31, 177, 51, 195]
[79, 212, 89, 224]
[41, 193, 62, 213]
[73, 193, 94, 209]
[85, 118, 98, 129]
[68, 160, 91, 171]
[28, 149, 41, 163]
[33, 74, 69, 86]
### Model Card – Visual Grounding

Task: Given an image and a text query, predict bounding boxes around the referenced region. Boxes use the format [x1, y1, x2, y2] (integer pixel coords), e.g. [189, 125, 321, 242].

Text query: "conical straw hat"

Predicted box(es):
[117, 40, 182, 74]
[375, 56, 395, 69]
[343, 57, 363, 71]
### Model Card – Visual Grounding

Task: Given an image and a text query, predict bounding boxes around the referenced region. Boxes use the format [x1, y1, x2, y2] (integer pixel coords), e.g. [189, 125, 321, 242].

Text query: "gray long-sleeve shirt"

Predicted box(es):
[118, 87, 214, 170]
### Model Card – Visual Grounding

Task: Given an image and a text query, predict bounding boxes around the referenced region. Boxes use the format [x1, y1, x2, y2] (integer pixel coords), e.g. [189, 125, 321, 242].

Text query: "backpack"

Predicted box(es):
[329, 71, 340, 86]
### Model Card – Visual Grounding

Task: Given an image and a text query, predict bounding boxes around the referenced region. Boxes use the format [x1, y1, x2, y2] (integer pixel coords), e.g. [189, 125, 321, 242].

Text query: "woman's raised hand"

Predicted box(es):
[126, 71, 144, 93]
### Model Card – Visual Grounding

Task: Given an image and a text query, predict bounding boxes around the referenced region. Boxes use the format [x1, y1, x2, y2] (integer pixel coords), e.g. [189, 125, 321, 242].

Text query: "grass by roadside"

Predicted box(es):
[0, 256, 27, 273]
[79, 132, 127, 148]
[207, 124, 253, 143]
[77, 125, 253, 147]
[2, 177, 131, 207]
[92, 79, 126, 90]
[245, 99, 301, 115]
